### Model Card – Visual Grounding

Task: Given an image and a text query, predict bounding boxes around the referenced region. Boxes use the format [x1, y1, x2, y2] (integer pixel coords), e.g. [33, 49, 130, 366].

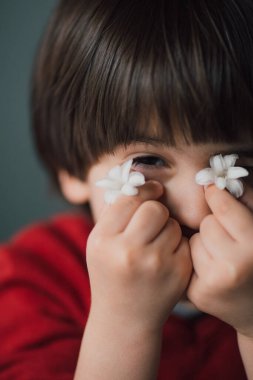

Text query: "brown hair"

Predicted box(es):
[31, 0, 253, 192]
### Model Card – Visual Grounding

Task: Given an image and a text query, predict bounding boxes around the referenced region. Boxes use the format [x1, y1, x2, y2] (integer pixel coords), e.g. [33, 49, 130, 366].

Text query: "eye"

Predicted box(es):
[132, 155, 166, 169]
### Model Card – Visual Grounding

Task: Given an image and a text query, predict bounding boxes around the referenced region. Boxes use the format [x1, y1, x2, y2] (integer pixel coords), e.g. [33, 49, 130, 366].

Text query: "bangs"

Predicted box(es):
[32, 0, 253, 183]
[76, 0, 253, 161]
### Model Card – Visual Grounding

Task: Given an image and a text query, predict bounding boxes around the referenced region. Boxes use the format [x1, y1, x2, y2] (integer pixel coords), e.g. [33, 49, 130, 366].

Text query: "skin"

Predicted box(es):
[189, 185, 253, 379]
[58, 142, 253, 379]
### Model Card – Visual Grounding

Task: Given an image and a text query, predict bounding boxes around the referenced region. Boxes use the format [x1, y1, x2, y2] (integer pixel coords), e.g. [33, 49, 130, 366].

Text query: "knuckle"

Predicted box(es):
[178, 242, 192, 272]
[189, 232, 199, 249]
[116, 240, 139, 274]
[214, 195, 231, 217]
[120, 244, 164, 277]
[140, 180, 163, 199]
[86, 231, 106, 267]
[120, 248, 163, 278]
[207, 261, 243, 289]
[167, 218, 181, 236]
[87, 229, 102, 251]
[218, 198, 231, 216]
[207, 188, 231, 216]
[223, 261, 246, 287]
[144, 200, 169, 219]
[120, 196, 142, 210]
[120, 250, 135, 272]
[145, 253, 163, 275]
[200, 214, 215, 233]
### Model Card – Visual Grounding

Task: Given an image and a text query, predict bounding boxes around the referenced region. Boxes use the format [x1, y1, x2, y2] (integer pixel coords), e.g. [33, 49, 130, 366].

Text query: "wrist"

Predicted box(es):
[237, 332, 253, 380]
[88, 305, 164, 340]
[75, 306, 164, 380]
[237, 331, 253, 344]
[236, 324, 253, 340]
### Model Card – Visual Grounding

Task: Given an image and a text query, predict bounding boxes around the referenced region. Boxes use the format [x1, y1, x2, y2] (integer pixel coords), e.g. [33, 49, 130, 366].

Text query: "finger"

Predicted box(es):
[204, 185, 253, 242]
[154, 218, 182, 251]
[240, 184, 253, 212]
[174, 236, 190, 256]
[149, 217, 182, 249]
[200, 214, 234, 257]
[173, 237, 192, 284]
[125, 200, 169, 244]
[97, 180, 164, 235]
[189, 233, 213, 277]
[187, 272, 202, 309]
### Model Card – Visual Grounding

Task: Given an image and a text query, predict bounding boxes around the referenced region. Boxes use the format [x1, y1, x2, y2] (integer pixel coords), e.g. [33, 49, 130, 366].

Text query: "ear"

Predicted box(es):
[58, 170, 90, 204]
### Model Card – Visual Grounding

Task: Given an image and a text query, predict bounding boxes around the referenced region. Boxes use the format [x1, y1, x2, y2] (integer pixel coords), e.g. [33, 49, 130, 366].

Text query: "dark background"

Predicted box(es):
[0, 0, 73, 241]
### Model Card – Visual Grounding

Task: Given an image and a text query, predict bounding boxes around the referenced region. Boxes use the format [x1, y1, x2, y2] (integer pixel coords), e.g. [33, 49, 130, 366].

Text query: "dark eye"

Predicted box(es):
[132, 155, 166, 169]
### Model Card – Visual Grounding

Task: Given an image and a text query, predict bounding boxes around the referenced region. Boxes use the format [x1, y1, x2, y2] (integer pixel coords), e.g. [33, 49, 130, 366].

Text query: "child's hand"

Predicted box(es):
[187, 185, 253, 338]
[87, 181, 192, 333]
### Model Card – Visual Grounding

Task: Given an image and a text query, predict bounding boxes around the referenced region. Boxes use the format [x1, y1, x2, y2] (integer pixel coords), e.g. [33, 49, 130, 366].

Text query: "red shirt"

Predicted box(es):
[0, 213, 246, 379]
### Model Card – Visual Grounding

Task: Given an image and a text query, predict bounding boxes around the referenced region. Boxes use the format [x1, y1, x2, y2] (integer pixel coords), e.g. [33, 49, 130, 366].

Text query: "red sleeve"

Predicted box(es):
[158, 314, 247, 379]
[0, 213, 93, 380]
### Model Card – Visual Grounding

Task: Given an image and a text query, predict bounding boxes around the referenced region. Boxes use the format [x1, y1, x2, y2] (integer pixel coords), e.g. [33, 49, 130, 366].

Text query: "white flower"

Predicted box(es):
[195, 154, 249, 198]
[95, 159, 145, 204]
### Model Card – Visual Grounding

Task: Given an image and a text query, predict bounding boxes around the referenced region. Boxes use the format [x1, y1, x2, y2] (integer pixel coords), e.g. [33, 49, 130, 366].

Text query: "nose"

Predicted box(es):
[162, 173, 211, 230]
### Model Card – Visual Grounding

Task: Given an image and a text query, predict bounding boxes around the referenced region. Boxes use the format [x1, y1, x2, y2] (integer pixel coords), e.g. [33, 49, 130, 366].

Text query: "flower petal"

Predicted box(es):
[210, 154, 226, 174]
[128, 172, 145, 186]
[215, 176, 226, 190]
[108, 165, 122, 180]
[227, 166, 249, 179]
[121, 159, 133, 183]
[195, 168, 215, 185]
[104, 190, 121, 204]
[121, 183, 139, 196]
[226, 179, 244, 198]
[95, 178, 120, 190]
[224, 154, 238, 169]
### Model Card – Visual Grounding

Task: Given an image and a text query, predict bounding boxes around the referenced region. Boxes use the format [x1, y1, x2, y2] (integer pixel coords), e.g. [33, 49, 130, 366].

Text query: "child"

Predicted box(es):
[1, 0, 253, 378]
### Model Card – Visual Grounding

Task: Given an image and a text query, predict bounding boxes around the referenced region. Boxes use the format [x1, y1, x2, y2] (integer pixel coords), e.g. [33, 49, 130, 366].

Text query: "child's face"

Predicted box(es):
[83, 141, 252, 234]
